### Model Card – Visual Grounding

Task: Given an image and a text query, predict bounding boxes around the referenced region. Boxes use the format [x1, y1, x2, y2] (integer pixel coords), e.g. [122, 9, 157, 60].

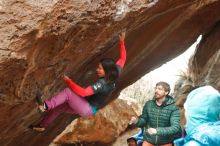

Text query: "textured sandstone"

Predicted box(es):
[0, 0, 220, 145]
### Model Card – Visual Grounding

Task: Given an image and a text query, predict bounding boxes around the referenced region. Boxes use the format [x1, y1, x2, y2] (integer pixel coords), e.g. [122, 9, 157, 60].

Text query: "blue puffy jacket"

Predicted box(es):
[184, 85, 220, 135]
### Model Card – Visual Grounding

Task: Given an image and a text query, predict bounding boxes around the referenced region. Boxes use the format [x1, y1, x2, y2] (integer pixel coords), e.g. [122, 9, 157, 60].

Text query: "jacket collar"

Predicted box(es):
[154, 95, 174, 107]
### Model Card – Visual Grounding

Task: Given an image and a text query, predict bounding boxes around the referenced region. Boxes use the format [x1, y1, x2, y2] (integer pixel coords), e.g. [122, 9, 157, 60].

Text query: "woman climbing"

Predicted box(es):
[30, 31, 127, 132]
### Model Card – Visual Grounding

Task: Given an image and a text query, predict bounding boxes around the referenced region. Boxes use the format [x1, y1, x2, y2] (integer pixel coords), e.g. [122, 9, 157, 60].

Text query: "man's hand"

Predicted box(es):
[129, 116, 138, 125]
[119, 31, 126, 41]
[147, 128, 157, 135]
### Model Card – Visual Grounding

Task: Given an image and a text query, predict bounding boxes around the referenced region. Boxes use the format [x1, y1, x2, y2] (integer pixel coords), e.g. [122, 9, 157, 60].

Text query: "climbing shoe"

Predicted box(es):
[35, 91, 47, 112]
[38, 105, 46, 113]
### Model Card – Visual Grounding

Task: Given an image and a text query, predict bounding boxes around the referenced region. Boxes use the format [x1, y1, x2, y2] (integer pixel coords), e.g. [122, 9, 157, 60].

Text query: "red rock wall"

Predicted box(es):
[0, 0, 220, 145]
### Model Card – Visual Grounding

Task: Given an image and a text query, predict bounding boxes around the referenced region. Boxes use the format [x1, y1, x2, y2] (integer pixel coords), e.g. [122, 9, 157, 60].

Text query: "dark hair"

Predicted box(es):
[100, 58, 119, 83]
[156, 81, 170, 94]
[127, 137, 137, 144]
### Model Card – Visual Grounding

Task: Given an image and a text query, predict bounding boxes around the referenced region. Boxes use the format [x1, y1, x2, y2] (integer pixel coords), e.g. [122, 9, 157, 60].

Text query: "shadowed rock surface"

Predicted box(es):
[51, 99, 140, 146]
[0, 0, 220, 145]
[174, 21, 220, 127]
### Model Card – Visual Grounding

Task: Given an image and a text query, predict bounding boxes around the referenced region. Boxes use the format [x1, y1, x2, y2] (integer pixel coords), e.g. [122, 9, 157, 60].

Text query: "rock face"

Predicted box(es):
[0, 0, 220, 146]
[174, 22, 220, 126]
[51, 98, 140, 146]
[189, 22, 220, 87]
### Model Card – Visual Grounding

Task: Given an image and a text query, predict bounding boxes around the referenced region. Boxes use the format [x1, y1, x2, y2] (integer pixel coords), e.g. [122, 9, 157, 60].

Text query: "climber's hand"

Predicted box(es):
[62, 74, 70, 81]
[119, 31, 126, 41]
